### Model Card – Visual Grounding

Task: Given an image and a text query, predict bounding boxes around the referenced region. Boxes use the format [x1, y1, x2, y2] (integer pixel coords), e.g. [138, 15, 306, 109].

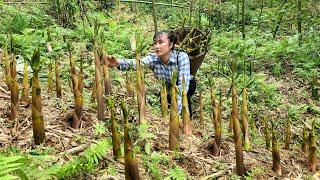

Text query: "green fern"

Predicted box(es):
[0, 155, 26, 179]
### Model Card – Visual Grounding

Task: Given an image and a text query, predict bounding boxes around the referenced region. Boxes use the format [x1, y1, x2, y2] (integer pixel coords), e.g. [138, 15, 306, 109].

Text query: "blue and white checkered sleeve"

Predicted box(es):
[177, 52, 191, 113]
[119, 54, 155, 70]
[119, 59, 136, 70]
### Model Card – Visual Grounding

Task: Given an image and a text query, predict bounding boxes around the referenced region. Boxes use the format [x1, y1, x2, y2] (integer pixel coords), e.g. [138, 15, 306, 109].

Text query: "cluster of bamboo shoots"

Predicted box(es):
[263, 117, 318, 175]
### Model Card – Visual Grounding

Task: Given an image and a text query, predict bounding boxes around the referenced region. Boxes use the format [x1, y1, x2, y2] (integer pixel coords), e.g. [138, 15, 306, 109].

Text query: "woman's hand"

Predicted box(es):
[103, 55, 120, 68]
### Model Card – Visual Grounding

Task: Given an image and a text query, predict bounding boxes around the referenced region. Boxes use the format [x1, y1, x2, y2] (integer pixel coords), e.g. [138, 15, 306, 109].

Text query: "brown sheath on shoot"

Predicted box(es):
[69, 51, 83, 129]
[136, 54, 146, 124]
[126, 70, 135, 97]
[160, 80, 168, 118]
[271, 120, 281, 176]
[102, 54, 112, 96]
[121, 101, 139, 180]
[231, 84, 246, 176]
[264, 117, 271, 151]
[302, 125, 308, 153]
[182, 77, 192, 135]
[169, 70, 179, 151]
[10, 55, 19, 120]
[21, 62, 30, 103]
[78, 54, 84, 94]
[215, 87, 222, 153]
[94, 48, 105, 121]
[47, 62, 53, 95]
[108, 98, 122, 160]
[242, 88, 250, 151]
[3, 50, 10, 89]
[308, 120, 317, 172]
[284, 119, 291, 150]
[55, 60, 62, 98]
[31, 49, 46, 145]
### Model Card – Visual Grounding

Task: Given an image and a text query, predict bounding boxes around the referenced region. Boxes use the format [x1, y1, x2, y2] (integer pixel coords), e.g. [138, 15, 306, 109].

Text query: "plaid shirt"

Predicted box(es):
[119, 50, 191, 113]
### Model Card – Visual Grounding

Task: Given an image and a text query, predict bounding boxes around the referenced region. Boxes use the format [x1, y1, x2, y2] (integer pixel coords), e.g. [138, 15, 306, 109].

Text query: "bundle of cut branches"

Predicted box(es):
[173, 27, 211, 76]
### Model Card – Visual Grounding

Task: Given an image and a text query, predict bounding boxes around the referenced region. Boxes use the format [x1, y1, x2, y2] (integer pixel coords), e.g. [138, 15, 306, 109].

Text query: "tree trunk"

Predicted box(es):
[152, 0, 158, 33]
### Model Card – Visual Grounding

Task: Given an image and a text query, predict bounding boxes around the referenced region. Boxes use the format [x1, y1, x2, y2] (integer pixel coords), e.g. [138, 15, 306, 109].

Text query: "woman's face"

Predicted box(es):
[153, 33, 173, 60]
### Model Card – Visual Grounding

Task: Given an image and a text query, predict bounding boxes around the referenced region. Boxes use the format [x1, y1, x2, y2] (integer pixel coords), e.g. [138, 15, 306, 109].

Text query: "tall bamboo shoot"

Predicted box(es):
[31, 49, 45, 145]
[109, 98, 122, 160]
[242, 88, 250, 150]
[121, 101, 139, 180]
[231, 84, 246, 176]
[271, 120, 281, 176]
[10, 55, 19, 120]
[308, 120, 317, 172]
[169, 70, 179, 151]
[182, 77, 192, 135]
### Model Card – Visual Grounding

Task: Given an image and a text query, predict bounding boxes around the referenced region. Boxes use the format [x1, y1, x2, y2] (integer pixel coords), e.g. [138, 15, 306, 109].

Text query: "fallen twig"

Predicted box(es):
[200, 168, 229, 180]
[59, 141, 92, 155]
[0, 94, 10, 99]
[0, 86, 9, 95]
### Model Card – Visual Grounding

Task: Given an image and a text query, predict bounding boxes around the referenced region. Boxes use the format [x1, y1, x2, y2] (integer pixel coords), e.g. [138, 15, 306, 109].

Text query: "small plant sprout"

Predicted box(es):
[199, 90, 204, 129]
[284, 118, 292, 150]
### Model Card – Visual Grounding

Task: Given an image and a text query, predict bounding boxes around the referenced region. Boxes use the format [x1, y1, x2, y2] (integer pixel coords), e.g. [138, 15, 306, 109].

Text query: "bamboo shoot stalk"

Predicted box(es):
[47, 62, 53, 95]
[10, 55, 19, 120]
[121, 101, 140, 180]
[126, 70, 135, 97]
[94, 48, 105, 121]
[79, 54, 84, 93]
[302, 125, 308, 153]
[308, 120, 317, 172]
[231, 84, 246, 176]
[215, 87, 222, 152]
[271, 120, 282, 176]
[136, 54, 146, 124]
[102, 54, 112, 96]
[264, 117, 271, 151]
[21, 62, 30, 103]
[284, 119, 291, 150]
[4, 50, 11, 89]
[242, 88, 250, 151]
[31, 49, 45, 145]
[69, 51, 83, 129]
[91, 80, 96, 103]
[108, 99, 122, 160]
[160, 80, 168, 118]
[182, 77, 192, 135]
[169, 70, 179, 151]
[55, 60, 62, 98]
[199, 92, 204, 129]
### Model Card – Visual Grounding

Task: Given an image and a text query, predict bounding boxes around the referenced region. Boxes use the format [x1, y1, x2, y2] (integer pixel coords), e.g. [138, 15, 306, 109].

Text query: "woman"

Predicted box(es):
[105, 30, 196, 117]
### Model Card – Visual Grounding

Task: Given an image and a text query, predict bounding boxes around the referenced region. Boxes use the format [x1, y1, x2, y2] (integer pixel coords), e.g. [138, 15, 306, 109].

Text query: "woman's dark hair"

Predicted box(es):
[153, 30, 177, 50]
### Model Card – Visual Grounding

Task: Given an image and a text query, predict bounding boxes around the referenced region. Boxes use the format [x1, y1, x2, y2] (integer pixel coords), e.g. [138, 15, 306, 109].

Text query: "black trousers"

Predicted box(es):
[166, 78, 197, 118]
